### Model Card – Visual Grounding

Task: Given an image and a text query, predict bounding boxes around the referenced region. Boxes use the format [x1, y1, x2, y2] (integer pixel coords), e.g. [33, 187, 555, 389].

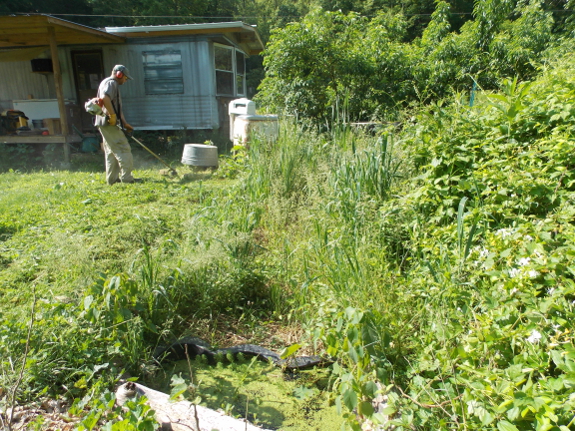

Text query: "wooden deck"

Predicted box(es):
[0, 134, 82, 144]
[0, 134, 83, 163]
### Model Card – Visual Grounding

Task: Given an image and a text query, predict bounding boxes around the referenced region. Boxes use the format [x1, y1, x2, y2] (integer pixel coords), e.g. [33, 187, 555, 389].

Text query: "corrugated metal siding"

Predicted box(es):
[0, 37, 221, 130]
[101, 39, 219, 130]
[0, 47, 82, 111]
[0, 60, 55, 110]
[58, 48, 75, 100]
[127, 95, 214, 129]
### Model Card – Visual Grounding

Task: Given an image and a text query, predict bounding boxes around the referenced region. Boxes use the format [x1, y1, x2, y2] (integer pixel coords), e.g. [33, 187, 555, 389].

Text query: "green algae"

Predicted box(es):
[148, 355, 343, 431]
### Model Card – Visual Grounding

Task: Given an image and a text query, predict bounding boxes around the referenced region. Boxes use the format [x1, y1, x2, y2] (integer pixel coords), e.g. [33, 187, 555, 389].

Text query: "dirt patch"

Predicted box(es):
[1, 400, 79, 430]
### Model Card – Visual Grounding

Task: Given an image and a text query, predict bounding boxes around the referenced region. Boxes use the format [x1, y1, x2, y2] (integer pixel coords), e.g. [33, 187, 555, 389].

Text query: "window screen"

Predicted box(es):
[215, 45, 234, 96]
[215, 46, 233, 72]
[143, 50, 184, 95]
[215, 45, 247, 97]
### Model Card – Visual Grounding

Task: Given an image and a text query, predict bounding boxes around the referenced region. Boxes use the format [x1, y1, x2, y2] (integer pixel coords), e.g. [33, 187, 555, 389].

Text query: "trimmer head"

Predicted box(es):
[159, 168, 178, 177]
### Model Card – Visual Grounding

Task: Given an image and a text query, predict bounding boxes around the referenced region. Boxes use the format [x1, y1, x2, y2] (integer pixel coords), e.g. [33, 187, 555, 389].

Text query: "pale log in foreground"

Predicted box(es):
[115, 381, 272, 431]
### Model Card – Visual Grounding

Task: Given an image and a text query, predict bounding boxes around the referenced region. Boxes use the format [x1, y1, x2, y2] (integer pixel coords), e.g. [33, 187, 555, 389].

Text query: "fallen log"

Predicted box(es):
[115, 381, 272, 431]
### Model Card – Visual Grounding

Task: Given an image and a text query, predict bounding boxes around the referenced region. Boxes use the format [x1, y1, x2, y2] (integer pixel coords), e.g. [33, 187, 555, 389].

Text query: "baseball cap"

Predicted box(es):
[113, 65, 133, 80]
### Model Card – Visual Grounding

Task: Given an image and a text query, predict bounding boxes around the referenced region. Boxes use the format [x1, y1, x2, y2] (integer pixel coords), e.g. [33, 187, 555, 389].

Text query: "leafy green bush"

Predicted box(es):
[304, 54, 575, 430]
[258, 1, 559, 125]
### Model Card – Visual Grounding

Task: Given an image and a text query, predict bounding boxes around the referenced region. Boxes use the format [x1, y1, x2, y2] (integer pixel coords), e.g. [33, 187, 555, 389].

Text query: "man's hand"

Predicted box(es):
[108, 114, 117, 126]
[125, 123, 134, 133]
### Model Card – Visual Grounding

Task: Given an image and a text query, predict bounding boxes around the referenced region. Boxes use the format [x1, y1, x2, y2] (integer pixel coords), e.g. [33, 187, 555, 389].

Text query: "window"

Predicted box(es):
[214, 45, 246, 96]
[142, 50, 183, 95]
[236, 50, 246, 96]
[215, 45, 233, 96]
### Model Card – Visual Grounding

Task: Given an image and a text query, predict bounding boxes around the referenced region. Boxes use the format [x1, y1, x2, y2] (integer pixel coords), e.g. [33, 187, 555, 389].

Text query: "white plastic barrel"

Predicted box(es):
[228, 99, 256, 141]
[181, 144, 218, 168]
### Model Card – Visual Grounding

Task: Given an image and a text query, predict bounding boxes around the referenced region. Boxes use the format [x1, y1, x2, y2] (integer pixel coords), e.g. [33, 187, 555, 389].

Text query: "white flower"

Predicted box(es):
[467, 400, 480, 414]
[548, 287, 555, 295]
[527, 330, 542, 344]
[534, 250, 544, 259]
[497, 228, 513, 238]
[529, 270, 539, 279]
[510, 287, 518, 295]
[479, 248, 489, 258]
[509, 268, 521, 278]
[518, 257, 531, 267]
[495, 228, 515, 239]
[525, 235, 533, 241]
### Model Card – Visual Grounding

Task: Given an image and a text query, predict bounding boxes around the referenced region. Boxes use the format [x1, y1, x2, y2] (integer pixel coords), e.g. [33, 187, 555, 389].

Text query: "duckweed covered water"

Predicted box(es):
[149, 355, 343, 431]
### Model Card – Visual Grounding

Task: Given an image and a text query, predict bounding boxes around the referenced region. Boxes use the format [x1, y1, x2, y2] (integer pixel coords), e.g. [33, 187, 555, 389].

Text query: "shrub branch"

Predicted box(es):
[7, 286, 36, 431]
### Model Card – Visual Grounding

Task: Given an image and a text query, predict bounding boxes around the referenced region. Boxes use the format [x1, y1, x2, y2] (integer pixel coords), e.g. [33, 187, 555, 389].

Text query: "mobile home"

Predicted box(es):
[0, 15, 264, 161]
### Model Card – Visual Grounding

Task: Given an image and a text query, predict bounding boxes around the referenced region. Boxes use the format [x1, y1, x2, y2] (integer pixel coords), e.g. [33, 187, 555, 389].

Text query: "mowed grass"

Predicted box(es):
[0, 147, 342, 430]
[0, 158, 225, 320]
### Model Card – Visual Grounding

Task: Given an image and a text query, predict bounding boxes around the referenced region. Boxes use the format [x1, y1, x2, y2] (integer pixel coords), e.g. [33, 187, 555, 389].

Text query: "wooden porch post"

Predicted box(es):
[48, 26, 70, 164]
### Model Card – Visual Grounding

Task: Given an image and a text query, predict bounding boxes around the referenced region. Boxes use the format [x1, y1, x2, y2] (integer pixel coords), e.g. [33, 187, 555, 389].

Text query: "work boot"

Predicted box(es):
[124, 178, 143, 184]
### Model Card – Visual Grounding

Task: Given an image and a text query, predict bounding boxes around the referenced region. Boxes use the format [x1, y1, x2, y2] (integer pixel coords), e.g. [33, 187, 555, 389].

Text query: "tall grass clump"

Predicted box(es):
[231, 118, 410, 322]
[226, 54, 575, 430]
[295, 56, 575, 430]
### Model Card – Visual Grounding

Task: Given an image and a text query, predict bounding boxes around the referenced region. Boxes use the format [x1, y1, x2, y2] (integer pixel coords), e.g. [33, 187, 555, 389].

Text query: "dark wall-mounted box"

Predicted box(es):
[31, 58, 53, 73]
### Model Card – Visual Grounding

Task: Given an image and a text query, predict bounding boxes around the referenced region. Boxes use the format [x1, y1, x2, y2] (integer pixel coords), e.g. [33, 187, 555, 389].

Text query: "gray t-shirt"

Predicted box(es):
[94, 77, 122, 127]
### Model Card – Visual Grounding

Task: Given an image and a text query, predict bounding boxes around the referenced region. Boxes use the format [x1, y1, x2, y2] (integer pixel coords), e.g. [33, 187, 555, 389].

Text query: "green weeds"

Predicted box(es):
[3, 49, 575, 431]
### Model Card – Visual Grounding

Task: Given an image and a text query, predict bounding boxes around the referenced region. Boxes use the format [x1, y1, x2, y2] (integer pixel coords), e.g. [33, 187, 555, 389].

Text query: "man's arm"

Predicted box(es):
[102, 94, 114, 115]
[101, 86, 132, 131]
[121, 112, 133, 132]
[101, 95, 117, 126]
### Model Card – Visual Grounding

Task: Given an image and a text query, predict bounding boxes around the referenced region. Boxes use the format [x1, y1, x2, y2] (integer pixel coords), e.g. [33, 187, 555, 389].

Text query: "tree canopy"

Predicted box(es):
[257, 0, 564, 123]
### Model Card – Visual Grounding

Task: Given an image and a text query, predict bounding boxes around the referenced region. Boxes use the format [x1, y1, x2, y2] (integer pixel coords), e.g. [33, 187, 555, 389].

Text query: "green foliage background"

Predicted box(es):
[257, 0, 562, 123]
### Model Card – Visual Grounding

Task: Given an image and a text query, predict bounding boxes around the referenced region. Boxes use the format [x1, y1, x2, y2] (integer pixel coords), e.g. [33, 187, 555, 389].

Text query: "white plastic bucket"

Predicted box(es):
[181, 144, 218, 168]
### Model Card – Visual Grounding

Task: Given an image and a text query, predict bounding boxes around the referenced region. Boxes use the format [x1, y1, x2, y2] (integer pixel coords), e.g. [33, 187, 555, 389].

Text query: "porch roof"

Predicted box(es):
[0, 15, 125, 49]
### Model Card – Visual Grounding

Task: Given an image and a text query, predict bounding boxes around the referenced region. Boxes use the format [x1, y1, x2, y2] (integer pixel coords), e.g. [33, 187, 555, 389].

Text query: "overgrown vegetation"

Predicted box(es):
[4, 50, 575, 428]
[4, 2, 575, 430]
[245, 53, 575, 429]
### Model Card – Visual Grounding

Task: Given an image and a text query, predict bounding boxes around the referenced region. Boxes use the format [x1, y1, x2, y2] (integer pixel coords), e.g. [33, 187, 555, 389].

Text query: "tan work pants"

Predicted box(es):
[98, 125, 134, 185]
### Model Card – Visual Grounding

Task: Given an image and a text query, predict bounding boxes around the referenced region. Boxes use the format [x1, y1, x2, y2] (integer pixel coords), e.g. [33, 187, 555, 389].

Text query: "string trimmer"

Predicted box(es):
[121, 127, 178, 178]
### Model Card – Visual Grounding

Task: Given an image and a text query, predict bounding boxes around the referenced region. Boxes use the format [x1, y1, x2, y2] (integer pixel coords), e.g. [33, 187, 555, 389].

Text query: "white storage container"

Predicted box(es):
[232, 114, 279, 146]
[228, 98, 256, 116]
[13, 99, 74, 121]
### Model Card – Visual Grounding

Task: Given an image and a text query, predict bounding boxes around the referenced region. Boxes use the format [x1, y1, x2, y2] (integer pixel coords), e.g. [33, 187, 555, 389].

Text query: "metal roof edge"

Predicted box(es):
[105, 21, 254, 34]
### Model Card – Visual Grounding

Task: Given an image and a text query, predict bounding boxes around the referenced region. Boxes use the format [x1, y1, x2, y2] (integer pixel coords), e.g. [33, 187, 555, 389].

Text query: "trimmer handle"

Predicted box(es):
[117, 125, 133, 137]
